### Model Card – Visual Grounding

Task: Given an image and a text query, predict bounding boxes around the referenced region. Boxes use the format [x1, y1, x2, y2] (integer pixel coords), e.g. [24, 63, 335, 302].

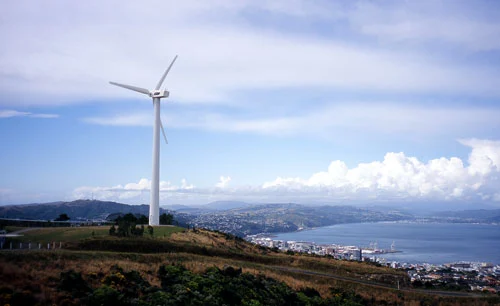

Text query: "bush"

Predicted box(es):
[58, 270, 90, 297]
[89, 285, 123, 306]
[27, 264, 369, 305]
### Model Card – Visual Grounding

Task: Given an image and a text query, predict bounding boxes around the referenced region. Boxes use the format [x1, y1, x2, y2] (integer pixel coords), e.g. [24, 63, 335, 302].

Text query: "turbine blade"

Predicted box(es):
[160, 119, 168, 144]
[109, 82, 150, 95]
[155, 55, 178, 90]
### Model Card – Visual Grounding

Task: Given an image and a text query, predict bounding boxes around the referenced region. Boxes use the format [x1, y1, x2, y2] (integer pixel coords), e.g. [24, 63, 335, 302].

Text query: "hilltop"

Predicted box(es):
[0, 226, 498, 305]
[0, 199, 153, 220]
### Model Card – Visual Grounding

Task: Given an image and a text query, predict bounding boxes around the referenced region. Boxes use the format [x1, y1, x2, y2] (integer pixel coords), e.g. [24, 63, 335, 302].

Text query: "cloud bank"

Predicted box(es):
[1, 1, 500, 107]
[82, 103, 500, 139]
[72, 139, 500, 205]
[0, 110, 59, 119]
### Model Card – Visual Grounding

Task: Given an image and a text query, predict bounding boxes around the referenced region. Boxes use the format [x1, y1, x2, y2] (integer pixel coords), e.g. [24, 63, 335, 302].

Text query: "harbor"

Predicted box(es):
[247, 235, 400, 261]
[361, 241, 401, 255]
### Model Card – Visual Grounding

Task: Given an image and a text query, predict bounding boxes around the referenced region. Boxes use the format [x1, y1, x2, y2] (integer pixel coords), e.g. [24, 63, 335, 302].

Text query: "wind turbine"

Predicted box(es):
[109, 55, 178, 226]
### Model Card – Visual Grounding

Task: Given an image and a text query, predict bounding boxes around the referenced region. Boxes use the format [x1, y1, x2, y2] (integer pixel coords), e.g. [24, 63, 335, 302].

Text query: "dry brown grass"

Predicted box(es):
[169, 229, 266, 253]
[2, 250, 494, 306]
[1, 228, 498, 306]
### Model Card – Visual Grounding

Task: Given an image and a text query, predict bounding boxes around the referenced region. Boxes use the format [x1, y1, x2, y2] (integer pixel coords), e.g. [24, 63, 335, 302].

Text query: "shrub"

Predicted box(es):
[89, 285, 123, 306]
[58, 270, 90, 297]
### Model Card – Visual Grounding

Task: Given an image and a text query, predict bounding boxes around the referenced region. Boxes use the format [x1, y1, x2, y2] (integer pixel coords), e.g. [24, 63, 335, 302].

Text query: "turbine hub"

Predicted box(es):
[150, 90, 169, 98]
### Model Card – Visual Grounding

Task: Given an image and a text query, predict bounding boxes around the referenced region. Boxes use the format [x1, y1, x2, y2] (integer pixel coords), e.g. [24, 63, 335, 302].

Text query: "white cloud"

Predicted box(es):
[215, 176, 232, 188]
[83, 113, 151, 126]
[262, 139, 500, 201]
[0, 110, 30, 118]
[494, 193, 500, 202]
[73, 178, 195, 203]
[0, 109, 59, 119]
[1, 1, 500, 108]
[29, 113, 59, 119]
[350, 1, 500, 51]
[72, 139, 500, 204]
[81, 103, 500, 140]
[459, 139, 500, 175]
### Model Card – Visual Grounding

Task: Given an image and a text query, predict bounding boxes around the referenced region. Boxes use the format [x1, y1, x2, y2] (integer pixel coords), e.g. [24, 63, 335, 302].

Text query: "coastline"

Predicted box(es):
[267, 219, 499, 237]
[263, 222, 500, 266]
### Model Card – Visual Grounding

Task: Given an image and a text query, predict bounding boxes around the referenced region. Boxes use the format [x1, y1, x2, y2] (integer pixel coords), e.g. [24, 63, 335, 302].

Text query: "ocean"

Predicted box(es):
[274, 222, 500, 265]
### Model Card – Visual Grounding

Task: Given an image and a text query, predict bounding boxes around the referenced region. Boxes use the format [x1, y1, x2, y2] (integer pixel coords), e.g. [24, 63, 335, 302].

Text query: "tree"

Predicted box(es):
[147, 225, 154, 237]
[110, 214, 146, 237]
[109, 225, 116, 236]
[159, 213, 173, 225]
[137, 214, 148, 225]
[55, 213, 70, 221]
[121, 213, 137, 223]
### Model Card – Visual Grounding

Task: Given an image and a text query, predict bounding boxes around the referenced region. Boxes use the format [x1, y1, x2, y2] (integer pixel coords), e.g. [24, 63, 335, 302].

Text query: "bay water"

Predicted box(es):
[274, 222, 500, 265]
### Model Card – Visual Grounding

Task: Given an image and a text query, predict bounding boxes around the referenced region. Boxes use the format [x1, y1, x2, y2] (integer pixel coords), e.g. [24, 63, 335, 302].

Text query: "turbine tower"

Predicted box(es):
[109, 55, 178, 226]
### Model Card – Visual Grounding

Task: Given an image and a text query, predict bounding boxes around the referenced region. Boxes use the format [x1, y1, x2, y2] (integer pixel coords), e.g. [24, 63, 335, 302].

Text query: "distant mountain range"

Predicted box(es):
[0, 199, 155, 221]
[1, 200, 498, 236]
[163, 201, 251, 213]
[433, 209, 500, 223]
[188, 203, 417, 236]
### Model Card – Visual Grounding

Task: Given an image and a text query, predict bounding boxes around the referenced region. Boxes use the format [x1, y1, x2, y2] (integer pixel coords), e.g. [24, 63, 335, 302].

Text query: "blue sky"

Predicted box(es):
[1, 0, 500, 206]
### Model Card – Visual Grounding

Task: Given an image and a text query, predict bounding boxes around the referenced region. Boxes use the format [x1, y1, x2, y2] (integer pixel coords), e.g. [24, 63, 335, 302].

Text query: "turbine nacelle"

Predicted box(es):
[150, 90, 169, 98]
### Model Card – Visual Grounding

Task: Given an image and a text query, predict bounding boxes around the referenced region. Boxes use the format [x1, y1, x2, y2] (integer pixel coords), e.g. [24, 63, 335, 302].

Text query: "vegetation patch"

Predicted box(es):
[9, 226, 109, 244]
[1, 227, 498, 305]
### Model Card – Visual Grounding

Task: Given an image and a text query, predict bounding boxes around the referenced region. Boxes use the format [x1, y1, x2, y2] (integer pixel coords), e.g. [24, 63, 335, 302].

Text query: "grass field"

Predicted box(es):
[1, 239, 496, 305]
[151, 225, 185, 237]
[6, 225, 184, 244]
[1, 228, 498, 305]
[4, 226, 26, 233]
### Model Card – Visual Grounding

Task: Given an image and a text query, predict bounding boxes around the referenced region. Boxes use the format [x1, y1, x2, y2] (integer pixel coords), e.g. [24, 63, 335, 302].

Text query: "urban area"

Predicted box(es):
[248, 235, 500, 293]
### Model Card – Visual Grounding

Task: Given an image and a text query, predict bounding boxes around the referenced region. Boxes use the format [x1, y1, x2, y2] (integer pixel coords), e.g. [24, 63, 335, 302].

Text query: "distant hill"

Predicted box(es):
[163, 201, 252, 213]
[4, 200, 497, 238]
[162, 204, 198, 211]
[162, 204, 213, 214]
[0, 200, 154, 220]
[203, 201, 251, 211]
[395, 201, 497, 214]
[191, 203, 415, 236]
[434, 209, 500, 222]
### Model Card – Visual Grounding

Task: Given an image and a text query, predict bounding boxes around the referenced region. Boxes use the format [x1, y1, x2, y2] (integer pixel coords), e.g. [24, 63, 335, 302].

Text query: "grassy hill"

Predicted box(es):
[5, 225, 184, 244]
[0, 226, 498, 305]
[0, 199, 166, 221]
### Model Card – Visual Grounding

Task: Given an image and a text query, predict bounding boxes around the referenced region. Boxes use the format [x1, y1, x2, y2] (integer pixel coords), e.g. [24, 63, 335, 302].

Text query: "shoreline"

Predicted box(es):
[250, 222, 499, 266]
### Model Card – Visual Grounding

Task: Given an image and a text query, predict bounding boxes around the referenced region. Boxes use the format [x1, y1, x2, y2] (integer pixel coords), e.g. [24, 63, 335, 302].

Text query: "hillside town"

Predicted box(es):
[248, 235, 500, 293]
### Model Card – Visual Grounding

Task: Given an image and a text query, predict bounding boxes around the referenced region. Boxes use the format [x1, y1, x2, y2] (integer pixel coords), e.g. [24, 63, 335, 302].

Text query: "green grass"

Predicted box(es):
[151, 225, 184, 237]
[10, 226, 110, 244]
[4, 226, 26, 233]
[9, 225, 184, 244]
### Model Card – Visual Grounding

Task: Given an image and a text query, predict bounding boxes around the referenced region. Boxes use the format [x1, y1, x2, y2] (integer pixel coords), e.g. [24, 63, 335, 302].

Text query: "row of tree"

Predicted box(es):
[111, 212, 173, 225]
[108, 213, 174, 237]
[55, 212, 174, 225]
